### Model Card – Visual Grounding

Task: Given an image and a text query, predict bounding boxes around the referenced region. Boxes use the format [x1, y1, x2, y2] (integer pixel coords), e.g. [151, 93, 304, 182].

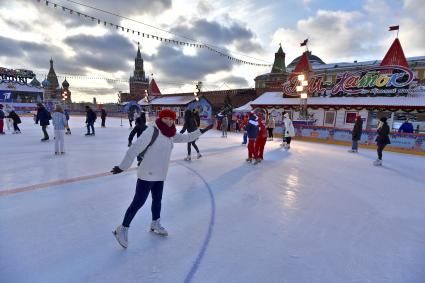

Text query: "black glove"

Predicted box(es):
[200, 124, 214, 134]
[180, 130, 184, 134]
[111, 166, 123, 174]
[128, 141, 132, 147]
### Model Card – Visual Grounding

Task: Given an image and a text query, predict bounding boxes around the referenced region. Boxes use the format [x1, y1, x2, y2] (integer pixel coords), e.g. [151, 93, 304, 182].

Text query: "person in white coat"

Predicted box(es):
[282, 113, 295, 149]
[3, 104, 12, 131]
[51, 105, 68, 155]
[111, 109, 213, 248]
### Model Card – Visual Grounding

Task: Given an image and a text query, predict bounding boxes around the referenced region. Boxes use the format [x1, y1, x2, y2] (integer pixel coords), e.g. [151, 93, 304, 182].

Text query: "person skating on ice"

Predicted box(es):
[7, 109, 21, 134]
[348, 115, 363, 153]
[254, 115, 267, 164]
[374, 117, 391, 166]
[51, 105, 68, 155]
[36, 103, 51, 141]
[100, 108, 107, 128]
[64, 109, 71, 135]
[111, 109, 213, 248]
[266, 115, 276, 141]
[244, 112, 259, 163]
[85, 106, 97, 136]
[282, 113, 295, 150]
[180, 109, 202, 161]
[221, 114, 229, 138]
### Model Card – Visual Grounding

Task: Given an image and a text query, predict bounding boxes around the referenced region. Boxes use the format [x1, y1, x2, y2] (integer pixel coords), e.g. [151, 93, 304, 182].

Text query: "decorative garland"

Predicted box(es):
[36, 0, 272, 67]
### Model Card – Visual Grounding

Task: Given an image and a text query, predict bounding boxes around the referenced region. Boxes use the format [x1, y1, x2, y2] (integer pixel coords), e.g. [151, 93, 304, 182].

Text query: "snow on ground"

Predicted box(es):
[1, 116, 424, 283]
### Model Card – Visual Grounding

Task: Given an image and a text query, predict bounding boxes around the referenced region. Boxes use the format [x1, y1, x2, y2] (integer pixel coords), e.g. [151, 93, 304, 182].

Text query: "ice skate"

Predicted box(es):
[348, 149, 358, 153]
[60, 152, 65, 155]
[197, 153, 202, 159]
[41, 137, 49, 142]
[85, 133, 91, 136]
[184, 155, 191, 161]
[246, 158, 252, 163]
[55, 152, 59, 155]
[150, 219, 168, 236]
[373, 159, 382, 166]
[113, 225, 128, 248]
[253, 159, 261, 165]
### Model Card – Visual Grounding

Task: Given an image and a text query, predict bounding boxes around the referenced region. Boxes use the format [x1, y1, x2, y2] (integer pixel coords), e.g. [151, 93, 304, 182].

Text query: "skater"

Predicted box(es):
[7, 109, 21, 134]
[128, 113, 147, 146]
[266, 115, 276, 140]
[36, 103, 51, 141]
[128, 110, 134, 128]
[244, 112, 259, 163]
[64, 109, 71, 135]
[52, 105, 68, 155]
[111, 109, 213, 248]
[348, 115, 363, 153]
[398, 119, 414, 134]
[216, 112, 223, 130]
[85, 106, 97, 136]
[180, 109, 202, 161]
[374, 117, 391, 166]
[3, 104, 12, 131]
[254, 116, 268, 163]
[415, 125, 420, 134]
[241, 114, 249, 145]
[0, 104, 4, 134]
[282, 113, 295, 149]
[221, 114, 228, 138]
[101, 108, 107, 128]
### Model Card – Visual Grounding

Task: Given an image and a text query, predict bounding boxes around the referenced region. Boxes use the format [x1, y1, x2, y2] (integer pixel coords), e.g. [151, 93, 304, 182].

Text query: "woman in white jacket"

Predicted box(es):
[51, 105, 68, 154]
[282, 113, 295, 149]
[111, 109, 213, 248]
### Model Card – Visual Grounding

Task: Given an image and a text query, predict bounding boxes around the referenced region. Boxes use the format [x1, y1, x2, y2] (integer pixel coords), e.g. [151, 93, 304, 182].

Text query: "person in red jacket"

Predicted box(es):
[254, 116, 268, 163]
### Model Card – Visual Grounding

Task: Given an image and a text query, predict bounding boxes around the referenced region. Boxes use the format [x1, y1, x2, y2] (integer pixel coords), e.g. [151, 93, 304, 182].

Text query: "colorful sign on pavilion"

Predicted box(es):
[282, 65, 417, 97]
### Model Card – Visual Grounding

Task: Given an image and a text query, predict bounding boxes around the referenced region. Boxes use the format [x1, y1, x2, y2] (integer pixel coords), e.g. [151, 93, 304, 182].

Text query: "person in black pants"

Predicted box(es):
[36, 103, 51, 141]
[180, 109, 201, 161]
[7, 110, 21, 133]
[374, 117, 391, 166]
[85, 106, 97, 136]
[100, 109, 107, 127]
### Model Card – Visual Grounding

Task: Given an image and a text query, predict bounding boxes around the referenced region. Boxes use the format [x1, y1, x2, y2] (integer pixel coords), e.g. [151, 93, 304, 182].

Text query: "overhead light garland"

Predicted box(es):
[36, 0, 272, 67]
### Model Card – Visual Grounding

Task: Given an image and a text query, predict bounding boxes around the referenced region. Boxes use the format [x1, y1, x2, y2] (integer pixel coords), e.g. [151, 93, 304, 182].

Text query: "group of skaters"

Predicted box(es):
[0, 104, 21, 134]
[240, 111, 295, 165]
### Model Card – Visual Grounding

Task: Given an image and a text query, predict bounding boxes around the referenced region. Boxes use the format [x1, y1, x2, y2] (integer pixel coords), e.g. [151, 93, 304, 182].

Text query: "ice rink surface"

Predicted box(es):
[1, 117, 425, 283]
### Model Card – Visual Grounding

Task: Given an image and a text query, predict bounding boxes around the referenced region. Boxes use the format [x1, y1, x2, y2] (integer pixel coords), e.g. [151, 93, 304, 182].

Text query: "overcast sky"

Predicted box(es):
[0, 0, 424, 103]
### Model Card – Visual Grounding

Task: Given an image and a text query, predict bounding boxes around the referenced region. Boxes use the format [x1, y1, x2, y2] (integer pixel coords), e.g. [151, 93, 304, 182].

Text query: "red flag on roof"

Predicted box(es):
[300, 39, 308, 47]
[290, 51, 313, 79]
[149, 79, 161, 95]
[380, 38, 409, 68]
[388, 25, 399, 31]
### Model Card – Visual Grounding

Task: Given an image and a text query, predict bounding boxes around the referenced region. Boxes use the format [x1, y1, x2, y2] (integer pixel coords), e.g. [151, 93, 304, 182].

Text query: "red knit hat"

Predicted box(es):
[159, 109, 176, 120]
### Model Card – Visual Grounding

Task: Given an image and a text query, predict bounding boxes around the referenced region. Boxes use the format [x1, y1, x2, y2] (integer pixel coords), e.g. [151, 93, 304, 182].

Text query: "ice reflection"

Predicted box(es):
[281, 170, 300, 209]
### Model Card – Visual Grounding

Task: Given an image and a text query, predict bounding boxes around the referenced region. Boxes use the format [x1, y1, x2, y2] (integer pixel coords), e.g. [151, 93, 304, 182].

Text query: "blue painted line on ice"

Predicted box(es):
[178, 162, 216, 283]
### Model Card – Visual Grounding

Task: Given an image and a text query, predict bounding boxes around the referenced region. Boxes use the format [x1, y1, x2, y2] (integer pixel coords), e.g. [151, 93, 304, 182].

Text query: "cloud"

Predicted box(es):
[64, 33, 134, 73]
[150, 45, 234, 81]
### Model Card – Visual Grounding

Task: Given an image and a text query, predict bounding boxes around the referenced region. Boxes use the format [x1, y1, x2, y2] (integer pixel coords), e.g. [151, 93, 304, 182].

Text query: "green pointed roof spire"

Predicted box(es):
[271, 43, 286, 73]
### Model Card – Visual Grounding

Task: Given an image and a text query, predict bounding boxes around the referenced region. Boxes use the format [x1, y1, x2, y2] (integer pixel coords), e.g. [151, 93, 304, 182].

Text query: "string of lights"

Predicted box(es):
[36, 0, 272, 67]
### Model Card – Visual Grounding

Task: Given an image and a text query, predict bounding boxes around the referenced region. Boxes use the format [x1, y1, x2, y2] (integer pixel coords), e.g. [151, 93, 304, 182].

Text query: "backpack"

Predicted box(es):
[137, 127, 159, 166]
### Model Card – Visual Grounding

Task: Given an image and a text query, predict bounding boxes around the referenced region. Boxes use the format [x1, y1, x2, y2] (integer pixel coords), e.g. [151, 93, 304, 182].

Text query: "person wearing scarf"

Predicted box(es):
[111, 109, 213, 248]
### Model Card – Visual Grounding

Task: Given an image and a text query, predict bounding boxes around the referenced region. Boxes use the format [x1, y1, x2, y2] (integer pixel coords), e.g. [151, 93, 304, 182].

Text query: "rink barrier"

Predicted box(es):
[290, 125, 425, 156]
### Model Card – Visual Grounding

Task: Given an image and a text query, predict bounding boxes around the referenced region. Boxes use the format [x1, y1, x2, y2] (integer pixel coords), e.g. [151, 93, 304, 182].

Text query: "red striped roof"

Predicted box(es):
[380, 38, 409, 68]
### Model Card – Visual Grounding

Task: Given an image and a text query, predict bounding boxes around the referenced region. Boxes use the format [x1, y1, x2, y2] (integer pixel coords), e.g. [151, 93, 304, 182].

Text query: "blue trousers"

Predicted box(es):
[122, 179, 164, 227]
[242, 132, 247, 144]
[351, 140, 358, 150]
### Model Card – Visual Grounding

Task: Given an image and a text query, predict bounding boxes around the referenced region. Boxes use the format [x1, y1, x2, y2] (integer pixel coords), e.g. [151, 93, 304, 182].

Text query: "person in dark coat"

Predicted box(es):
[349, 115, 363, 153]
[244, 113, 259, 163]
[180, 109, 202, 160]
[7, 110, 21, 134]
[85, 106, 97, 136]
[36, 103, 51, 141]
[398, 119, 414, 134]
[128, 113, 147, 146]
[0, 104, 4, 134]
[101, 109, 107, 128]
[374, 117, 391, 166]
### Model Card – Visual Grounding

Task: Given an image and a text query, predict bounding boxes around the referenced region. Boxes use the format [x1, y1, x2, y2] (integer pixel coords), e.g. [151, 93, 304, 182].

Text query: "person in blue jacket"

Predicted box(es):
[398, 119, 414, 134]
[36, 103, 51, 141]
[244, 112, 259, 163]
